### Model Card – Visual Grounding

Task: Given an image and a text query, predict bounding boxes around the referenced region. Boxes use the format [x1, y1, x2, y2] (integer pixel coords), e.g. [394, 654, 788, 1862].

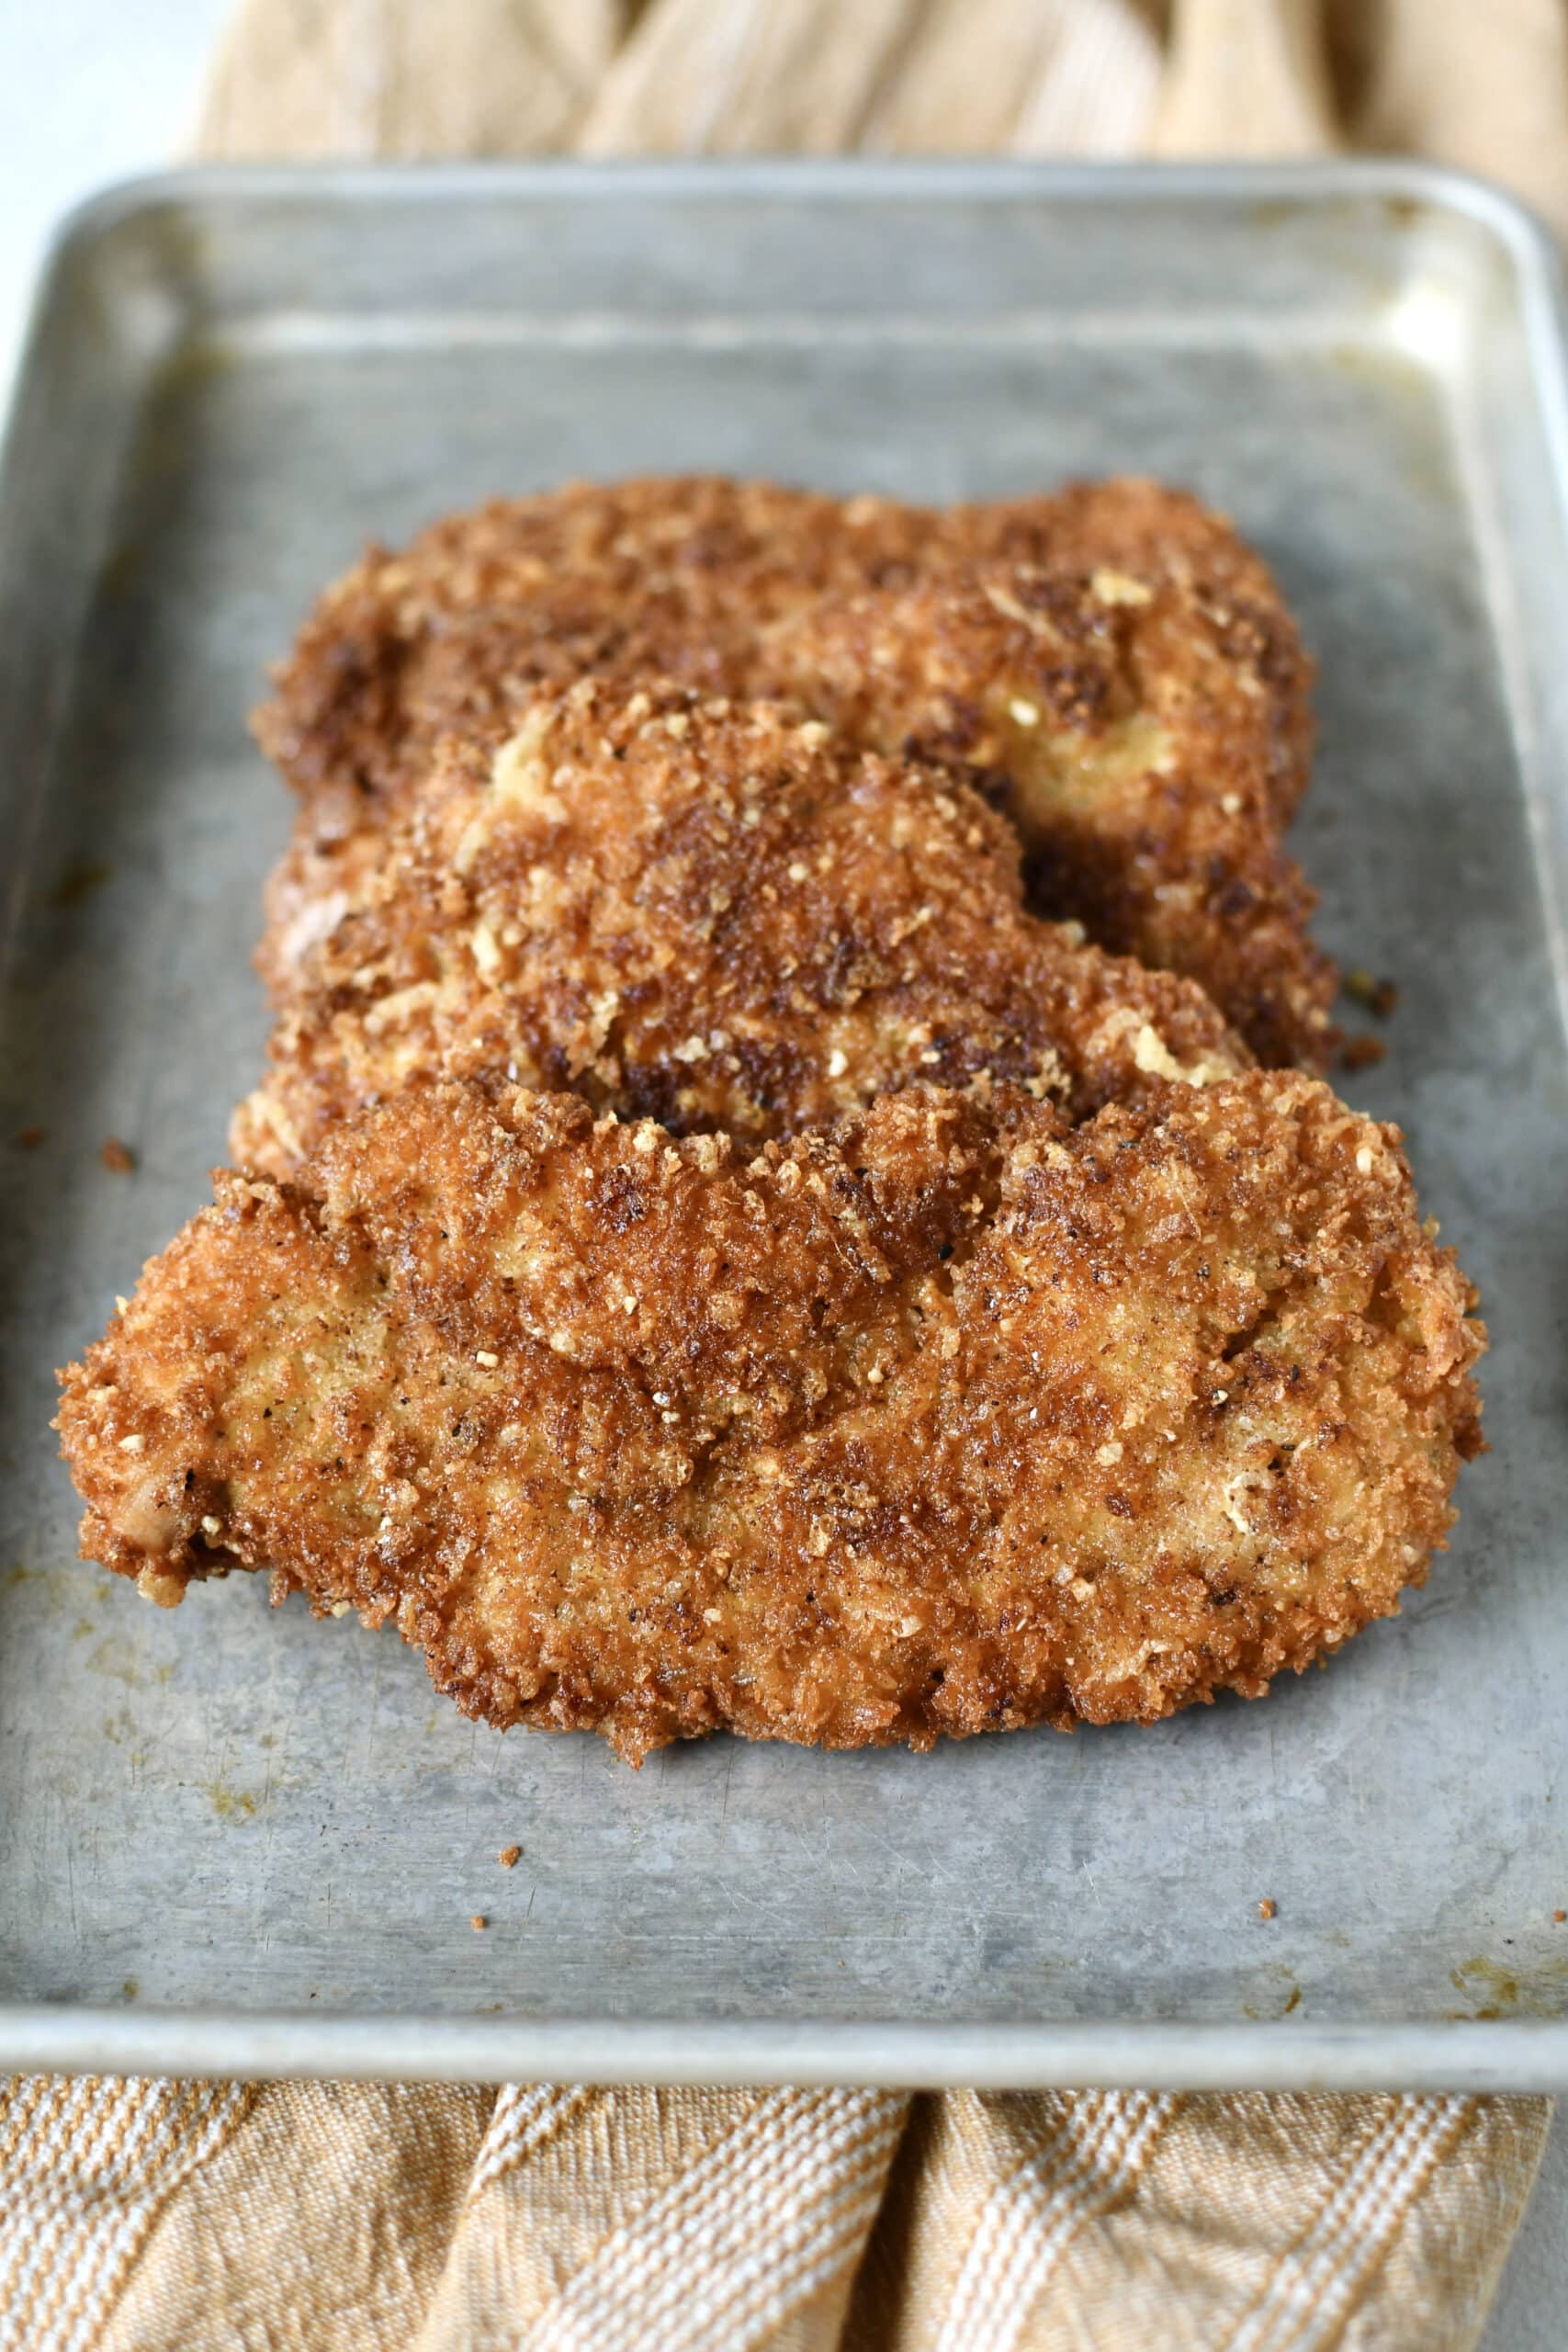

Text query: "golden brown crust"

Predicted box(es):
[253, 475, 1325, 1061]
[763, 560, 1330, 1064]
[252, 477, 919, 805]
[58, 1073, 1483, 1764]
[235, 682, 1249, 1179]
[942, 474, 1314, 781]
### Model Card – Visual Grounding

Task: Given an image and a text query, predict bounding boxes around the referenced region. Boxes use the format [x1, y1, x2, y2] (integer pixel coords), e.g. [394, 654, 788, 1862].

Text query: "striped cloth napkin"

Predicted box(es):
[7, 3, 1564, 2345]
[0, 2076, 1546, 2346]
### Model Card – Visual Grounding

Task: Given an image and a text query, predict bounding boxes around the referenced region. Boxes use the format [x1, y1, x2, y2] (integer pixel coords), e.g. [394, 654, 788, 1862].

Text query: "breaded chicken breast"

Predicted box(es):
[764, 560, 1332, 1064]
[233, 683, 1247, 1180]
[250, 478, 919, 1012]
[59, 1073, 1483, 1764]
[254, 475, 1325, 1061]
[253, 477, 909, 809]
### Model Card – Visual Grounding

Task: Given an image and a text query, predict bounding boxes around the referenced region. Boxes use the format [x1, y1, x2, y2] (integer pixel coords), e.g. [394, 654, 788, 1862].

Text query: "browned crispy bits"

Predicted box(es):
[59, 1070, 1484, 1764]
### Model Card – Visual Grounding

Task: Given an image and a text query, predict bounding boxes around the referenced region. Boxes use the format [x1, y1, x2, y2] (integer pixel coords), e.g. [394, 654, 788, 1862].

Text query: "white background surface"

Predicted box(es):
[0, 0, 230, 407]
[0, 6, 1562, 2340]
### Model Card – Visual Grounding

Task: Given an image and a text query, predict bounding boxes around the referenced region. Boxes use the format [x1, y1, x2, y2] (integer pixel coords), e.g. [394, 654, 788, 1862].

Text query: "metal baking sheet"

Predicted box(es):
[4, 158, 1568, 2090]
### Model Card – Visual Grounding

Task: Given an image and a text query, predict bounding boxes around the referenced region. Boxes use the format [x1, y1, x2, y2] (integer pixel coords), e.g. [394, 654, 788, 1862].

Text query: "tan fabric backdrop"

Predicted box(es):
[7, 2, 1563, 2347]
[197, 0, 1568, 243]
[0, 2076, 1551, 2348]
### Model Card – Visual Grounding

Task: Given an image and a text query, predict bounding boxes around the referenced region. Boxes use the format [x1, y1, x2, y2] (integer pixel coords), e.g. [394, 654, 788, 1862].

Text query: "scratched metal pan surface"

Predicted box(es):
[3, 159, 1568, 2090]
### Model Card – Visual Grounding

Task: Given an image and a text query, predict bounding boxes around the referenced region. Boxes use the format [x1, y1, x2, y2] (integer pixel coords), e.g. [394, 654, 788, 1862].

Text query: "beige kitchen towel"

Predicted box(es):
[0, 2075, 1548, 2349]
[2, 4, 1544, 2348]
[198, 0, 625, 159]
[193, 0, 1568, 236]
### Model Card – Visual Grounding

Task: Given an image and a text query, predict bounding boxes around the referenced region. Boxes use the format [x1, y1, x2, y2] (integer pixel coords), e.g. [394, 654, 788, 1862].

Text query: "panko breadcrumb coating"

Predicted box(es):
[764, 560, 1332, 1065]
[254, 475, 1325, 1062]
[58, 1073, 1483, 1764]
[253, 478, 907, 809]
[250, 478, 917, 1015]
[233, 683, 1248, 1180]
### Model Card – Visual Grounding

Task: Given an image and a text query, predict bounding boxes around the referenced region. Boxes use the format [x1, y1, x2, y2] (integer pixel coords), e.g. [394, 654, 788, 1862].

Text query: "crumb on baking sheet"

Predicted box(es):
[1341, 1035, 1385, 1072]
[100, 1137, 136, 1174]
[50, 857, 112, 910]
[1555, 1909, 1565, 1924]
[498, 1845, 521, 1869]
[1258, 1898, 1277, 1920]
[1345, 969, 1399, 1018]
[470, 1914, 486, 1931]
[13, 1125, 44, 1149]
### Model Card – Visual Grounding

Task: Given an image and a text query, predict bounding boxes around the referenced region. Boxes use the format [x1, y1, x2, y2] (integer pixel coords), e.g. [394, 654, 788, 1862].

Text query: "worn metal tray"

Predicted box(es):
[4, 159, 1568, 2090]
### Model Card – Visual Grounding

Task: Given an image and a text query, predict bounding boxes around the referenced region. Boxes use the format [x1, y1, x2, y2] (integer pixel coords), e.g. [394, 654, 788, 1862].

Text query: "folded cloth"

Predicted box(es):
[193, 0, 1568, 239]
[9, 5, 1552, 2348]
[0, 2076, 1548, 2349]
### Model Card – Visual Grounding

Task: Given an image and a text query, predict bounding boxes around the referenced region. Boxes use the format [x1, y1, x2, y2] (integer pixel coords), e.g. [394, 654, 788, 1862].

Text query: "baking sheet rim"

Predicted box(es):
[6, 153, 1568, 2086]
[4, 2008, 1568, 2092]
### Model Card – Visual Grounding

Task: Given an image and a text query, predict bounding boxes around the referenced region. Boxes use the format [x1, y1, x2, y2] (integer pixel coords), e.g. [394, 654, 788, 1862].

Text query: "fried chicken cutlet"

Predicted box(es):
[59, 1072, 1483, 1764]
[250, 477, 916, 1012]
[254, 475, 1327, 1063]
[232, 683, 1247, 1181]
[763, 560, 1332, 1067]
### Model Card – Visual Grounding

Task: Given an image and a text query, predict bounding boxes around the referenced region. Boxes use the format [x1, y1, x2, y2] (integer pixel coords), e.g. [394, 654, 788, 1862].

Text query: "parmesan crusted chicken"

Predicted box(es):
[233, 683, 1247, 1181]
[254, 474, 1326, 1062]
[59, 1073, 1483, 1764]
